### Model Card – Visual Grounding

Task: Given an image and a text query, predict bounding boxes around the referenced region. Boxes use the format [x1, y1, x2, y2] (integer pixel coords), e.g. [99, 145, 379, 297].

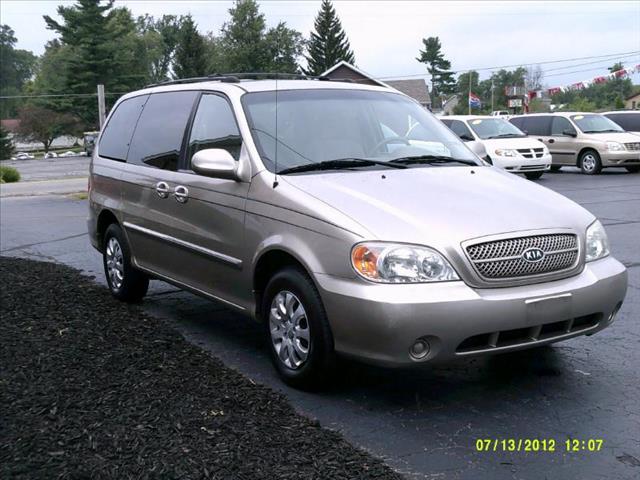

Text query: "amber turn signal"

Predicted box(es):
[351, 244, 380, 280]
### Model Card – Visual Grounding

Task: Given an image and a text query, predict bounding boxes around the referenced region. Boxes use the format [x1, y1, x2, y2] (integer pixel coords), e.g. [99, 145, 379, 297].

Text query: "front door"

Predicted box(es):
[549, 116, 579, 165]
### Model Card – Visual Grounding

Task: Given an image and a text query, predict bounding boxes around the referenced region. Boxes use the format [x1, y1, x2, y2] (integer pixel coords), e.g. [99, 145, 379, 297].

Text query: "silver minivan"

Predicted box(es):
[89, 78, 627, 388]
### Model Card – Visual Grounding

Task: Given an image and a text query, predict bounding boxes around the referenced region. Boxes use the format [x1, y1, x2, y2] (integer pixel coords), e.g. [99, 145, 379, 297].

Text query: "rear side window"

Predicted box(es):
[605, 113, 640, 132]
[519, 116, 551, 136]
[127, 91, 198, 171]
[99, 95, 148, 161]
[188, 94, 242, 163]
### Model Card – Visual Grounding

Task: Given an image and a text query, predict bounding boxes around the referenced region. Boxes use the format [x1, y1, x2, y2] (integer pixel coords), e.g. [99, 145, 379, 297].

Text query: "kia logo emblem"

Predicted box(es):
[522, 247, 545, 263]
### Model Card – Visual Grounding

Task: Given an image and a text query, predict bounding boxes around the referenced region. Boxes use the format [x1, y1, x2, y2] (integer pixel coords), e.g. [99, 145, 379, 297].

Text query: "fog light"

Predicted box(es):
[410, 339, 430, 359]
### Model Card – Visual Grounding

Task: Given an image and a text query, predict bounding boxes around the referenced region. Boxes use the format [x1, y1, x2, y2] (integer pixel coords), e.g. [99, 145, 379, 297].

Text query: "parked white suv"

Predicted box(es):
[441, 115, 551, 179]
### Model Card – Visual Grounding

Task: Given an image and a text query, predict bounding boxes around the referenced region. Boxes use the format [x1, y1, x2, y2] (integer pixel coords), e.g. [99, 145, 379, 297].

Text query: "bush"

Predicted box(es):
[0, 165, 20, 183]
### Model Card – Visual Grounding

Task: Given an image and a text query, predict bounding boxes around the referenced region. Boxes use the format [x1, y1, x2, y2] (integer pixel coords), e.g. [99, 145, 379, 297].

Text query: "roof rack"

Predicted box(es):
[145, 72, 358, 88]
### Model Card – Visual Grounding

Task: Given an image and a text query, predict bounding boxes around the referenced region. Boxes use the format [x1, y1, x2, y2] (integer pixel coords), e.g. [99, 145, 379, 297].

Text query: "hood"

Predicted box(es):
[480, 137, 546, 151]
[282, 166, 594, 249]
[584, 132, 640, 143]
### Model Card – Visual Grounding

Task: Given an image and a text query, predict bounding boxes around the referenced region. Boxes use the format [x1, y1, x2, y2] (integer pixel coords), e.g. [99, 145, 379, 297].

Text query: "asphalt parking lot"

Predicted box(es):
[1, 168, 639, 479]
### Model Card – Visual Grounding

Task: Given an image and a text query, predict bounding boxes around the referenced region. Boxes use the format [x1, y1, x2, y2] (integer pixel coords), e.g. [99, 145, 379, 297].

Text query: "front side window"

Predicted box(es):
[467, 118, 526, 140]
[127, 91, 198, 171]
[603, 113, 640, 132]
[188, 94, 242, 165]
[99, 95, 148, 161]
[444, 120, 474, 140]
[551, 116, 576, 136]
[242, 89, 479, 173]
[570, 114, 623, 134]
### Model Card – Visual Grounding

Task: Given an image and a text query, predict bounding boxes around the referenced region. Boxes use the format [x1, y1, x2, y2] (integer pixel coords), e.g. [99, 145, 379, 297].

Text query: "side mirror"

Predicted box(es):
[191, 148, 239, 181]
[562, 129, 577, 137]
[466, 140, 488, 159]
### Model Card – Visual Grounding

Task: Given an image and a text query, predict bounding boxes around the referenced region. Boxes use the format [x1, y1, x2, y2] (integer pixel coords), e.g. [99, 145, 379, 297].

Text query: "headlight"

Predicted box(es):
[494, 149, 518, 157]
[351, 242, 459, 283]
[585, 220, 610, 262]
[606, 141, 625, 152]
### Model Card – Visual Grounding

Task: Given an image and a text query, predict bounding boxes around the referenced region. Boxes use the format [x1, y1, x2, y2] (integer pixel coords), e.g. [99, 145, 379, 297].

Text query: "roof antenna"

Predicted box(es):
[273, 73, 279, 188]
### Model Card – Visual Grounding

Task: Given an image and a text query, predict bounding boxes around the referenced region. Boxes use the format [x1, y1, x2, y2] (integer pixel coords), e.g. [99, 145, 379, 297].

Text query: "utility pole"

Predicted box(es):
[97, 84, 106, 129]
[491, 79, 495, 113]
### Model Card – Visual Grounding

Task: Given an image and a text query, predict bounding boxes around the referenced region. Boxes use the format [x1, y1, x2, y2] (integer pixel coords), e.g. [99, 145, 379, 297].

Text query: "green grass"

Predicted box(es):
[0, 165, 20, 183]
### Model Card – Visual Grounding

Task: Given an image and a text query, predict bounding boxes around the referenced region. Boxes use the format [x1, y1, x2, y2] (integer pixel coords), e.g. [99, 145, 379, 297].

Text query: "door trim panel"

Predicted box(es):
[123, 221, 243, 268]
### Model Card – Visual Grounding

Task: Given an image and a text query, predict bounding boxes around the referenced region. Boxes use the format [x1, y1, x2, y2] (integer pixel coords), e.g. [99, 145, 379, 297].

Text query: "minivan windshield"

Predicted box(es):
[604, 113, 640, 132]
[570, 114, 624, 133]
[242, 89, 480, 173]
[466, 118, 526, 139]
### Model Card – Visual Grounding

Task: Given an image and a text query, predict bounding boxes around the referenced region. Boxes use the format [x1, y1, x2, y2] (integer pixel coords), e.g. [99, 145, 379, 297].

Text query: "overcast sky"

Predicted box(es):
[2, 0, 639, 87]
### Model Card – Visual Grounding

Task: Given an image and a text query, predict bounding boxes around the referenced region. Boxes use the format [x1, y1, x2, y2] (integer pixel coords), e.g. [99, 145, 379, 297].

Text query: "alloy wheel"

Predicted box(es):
[105, 237, 124, 290]
[582, 154, 596, 172]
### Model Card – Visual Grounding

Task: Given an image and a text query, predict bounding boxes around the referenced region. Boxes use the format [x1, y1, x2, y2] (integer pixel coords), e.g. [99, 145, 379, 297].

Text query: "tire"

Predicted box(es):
[524, 171, 544, 180]
[262, 267, 335, 389]
[103, 223, 149, 302]
[626, 166, 640, 173]
[550, 165, 562, 172]
[579, 150, 602, 175]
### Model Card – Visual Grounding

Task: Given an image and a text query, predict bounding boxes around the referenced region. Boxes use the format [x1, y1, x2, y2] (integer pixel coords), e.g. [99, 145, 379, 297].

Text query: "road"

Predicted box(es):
[1, 169, 639, 479]
[0, 156, 89, 197]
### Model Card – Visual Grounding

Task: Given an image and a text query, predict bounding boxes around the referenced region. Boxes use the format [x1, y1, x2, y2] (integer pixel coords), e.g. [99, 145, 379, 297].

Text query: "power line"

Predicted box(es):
[0, 92, 126, 99]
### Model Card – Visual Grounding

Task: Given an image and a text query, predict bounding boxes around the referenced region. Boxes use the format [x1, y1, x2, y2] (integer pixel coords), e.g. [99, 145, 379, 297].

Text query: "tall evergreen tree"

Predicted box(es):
[303, 0, 355, 76]
[416, 37, 456, 107]
[0, 25, 37, 118]
[219, 0, 269, 72]
[43, 0, 146, 127]
[0, 126, 15, 160]
[173, 15, 207, 79]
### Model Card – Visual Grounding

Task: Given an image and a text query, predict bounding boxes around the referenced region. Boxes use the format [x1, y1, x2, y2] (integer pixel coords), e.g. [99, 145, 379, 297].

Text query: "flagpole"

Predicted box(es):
[468, 70, 471, 115]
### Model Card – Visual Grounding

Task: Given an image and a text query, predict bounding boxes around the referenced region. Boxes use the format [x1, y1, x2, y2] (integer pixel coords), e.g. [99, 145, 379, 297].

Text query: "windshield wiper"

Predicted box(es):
[486, 133, 523, 139]
[582, 129, 621, 133]
[389, 155, 478, 166]
[277, 158, 408, 175]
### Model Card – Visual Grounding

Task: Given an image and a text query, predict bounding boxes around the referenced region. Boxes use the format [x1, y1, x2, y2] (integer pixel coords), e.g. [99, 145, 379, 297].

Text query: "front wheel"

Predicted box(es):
[579, 150, 602, 175]
[103, 224, 149, 302]
[524, 171, 544, 180]
[626, 166, 640, 173]
[262, 267, 335, 389]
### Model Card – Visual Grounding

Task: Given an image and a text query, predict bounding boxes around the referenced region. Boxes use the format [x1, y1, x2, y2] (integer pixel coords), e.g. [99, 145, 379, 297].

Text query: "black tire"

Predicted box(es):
[524, 171, 544, 180]
[626, 166, 640, 173]
[579, 149, 602, 175]
[262, 267, 335, 389]
[103, 223, 149, 302]
[550, 165, 562, 172]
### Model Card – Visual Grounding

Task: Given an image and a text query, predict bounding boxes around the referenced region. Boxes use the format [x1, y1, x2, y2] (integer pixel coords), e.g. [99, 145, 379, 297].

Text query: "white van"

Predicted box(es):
[442, 115, 551, 179]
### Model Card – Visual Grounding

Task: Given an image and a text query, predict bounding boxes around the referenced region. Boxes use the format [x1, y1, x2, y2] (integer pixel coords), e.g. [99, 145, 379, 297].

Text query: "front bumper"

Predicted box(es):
[601, 149, 640, 167]
[315, 256, 627, 366]
[493, 153, 552, 173]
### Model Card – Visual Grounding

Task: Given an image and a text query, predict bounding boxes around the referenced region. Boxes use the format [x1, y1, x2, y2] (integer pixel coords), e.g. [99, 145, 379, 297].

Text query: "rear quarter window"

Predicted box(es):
[98, 95, 148, 161]
[519, 116, 552, 136]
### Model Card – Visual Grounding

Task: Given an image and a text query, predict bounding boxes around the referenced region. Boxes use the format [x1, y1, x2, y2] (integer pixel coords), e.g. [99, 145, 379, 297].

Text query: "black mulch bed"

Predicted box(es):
[0, 257, 401, 479]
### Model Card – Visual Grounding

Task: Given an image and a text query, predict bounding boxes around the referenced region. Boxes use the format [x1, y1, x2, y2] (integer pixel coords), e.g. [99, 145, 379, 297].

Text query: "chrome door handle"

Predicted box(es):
[155, 181, 170, 198]
[174, 185, 189, 203]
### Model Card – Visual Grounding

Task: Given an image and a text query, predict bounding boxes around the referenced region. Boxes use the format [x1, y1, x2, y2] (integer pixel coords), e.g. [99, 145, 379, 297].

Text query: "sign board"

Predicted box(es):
[508, 98, 523, 108]
[504, 86, 526, 96]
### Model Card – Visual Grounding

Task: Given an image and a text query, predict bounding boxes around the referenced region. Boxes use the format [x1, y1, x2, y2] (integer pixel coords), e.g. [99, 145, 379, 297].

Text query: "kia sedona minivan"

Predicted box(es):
[441, 115, 551, 180]
[89, 77, 627, 388]
[602, 111, 640, 135]
[509, 112, 640, 174]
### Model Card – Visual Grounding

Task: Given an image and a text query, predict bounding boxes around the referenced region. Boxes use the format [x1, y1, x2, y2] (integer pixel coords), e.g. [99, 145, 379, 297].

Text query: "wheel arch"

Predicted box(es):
[96, 209, 120, 251]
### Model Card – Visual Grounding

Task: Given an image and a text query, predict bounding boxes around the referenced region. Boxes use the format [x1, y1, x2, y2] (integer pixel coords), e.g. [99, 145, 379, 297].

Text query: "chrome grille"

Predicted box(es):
[624, 142, 640, 151]
[466, 233, 578, 280]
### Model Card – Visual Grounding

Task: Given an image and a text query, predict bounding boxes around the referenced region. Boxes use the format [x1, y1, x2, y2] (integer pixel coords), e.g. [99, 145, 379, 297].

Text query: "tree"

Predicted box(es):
[264, 22, 305, 73]
[42, 0, 147, 127]
[417, 37, 455, 107]
[16, 105, 82, 152]
[173, 15, 207, 79]
[0, 25, 38, 118]
[137, 15, 183, 82]
[525, 65, 544, 91]
[0, 126, 15, 159]
[303, 0, 355, 76]
[219, 0, 269, 73]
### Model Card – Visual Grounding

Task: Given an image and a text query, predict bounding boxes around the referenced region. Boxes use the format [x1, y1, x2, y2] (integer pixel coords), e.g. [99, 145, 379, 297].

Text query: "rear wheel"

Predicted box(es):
[626, 166, 640, 173]
[579, 150, 602, 175]
[524, 171, 544, 180]
[103, 224, 149, 302]
[262, 267, 335, 389]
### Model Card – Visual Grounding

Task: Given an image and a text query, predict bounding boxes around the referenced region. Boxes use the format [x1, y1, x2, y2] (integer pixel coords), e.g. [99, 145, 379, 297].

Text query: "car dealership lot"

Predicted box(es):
[1, 169, 639, 479]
